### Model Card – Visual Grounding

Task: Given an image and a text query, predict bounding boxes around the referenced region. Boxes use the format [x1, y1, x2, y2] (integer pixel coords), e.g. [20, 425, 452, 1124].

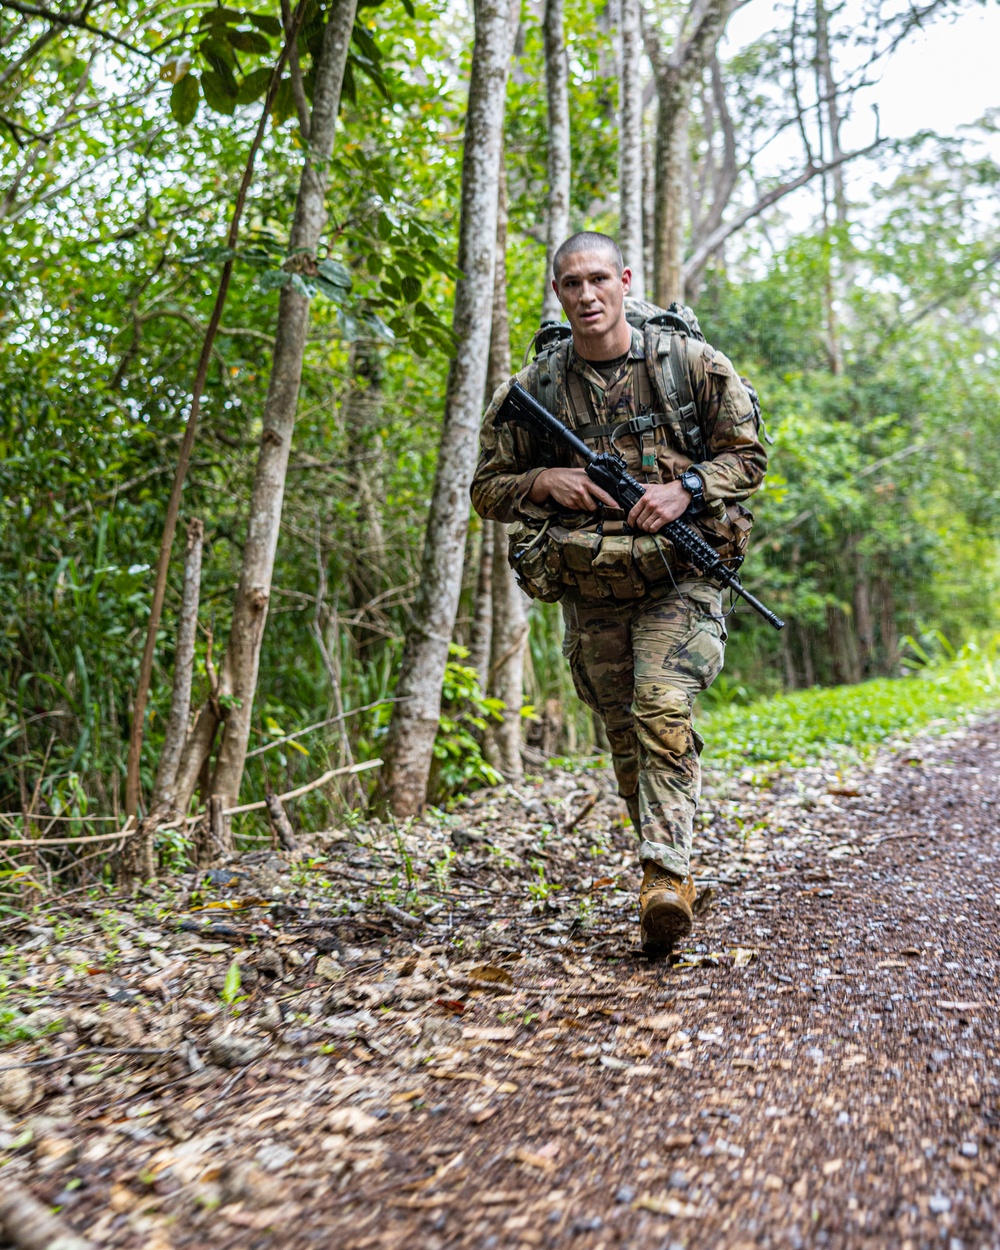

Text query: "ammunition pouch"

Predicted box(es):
[507, 502, 754, 603]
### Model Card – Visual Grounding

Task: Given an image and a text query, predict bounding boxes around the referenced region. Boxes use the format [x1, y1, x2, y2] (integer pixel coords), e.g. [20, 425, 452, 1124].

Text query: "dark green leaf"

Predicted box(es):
[199, 7, 243, 27]
[202, 69, 237, 113]
[422, 246, 462, 280]
[249, 12, 282, 35]
[340, 58, 356, 105]
[259, 269, 291, 292]
[402, 0, 415, 15]
[348, 50, 390, 101]
[315, 276, 346, 302]
[236, 65, 272, 104]
[377, 212, 393, 242]
[360, 311, 395, 342]
[351, 23, 382, 64]
[170, 72, 200, 126]
[227, 29, 272, 54]
[272, 77, 294, 124]
[317, 258, 352, 292]
[401, 275, 421, 302]
[289, 273, 315, 299]
[199, 35, 238, 72]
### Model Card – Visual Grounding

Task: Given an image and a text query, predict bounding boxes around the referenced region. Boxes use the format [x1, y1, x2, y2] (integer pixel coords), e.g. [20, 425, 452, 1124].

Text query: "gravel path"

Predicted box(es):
[322, 720, 1000, 1250]
[1, 717, 998, 1250]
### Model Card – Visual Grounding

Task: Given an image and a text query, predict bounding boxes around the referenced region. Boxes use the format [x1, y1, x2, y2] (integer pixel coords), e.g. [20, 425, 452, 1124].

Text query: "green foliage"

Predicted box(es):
[430, 648, 504, 800]
[701, 635, 1000, 772]
[0, 1006, 64, 1047]
[221, 958, 242, 1005]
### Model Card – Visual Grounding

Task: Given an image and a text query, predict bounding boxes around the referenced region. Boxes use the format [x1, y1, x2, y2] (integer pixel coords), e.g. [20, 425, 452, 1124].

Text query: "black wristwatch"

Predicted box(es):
[680, 470, 705, 513]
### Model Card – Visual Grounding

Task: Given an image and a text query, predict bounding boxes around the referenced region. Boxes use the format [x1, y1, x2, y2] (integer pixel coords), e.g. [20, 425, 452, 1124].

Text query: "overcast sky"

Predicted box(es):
[724, 0, 999, 144]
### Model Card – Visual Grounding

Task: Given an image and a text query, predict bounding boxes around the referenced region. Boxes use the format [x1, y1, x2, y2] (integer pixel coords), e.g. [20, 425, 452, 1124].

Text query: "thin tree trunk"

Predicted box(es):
[645, 0, 729, 307]
[653, 92, 688, 305]
[797, 621, 815, 687]
[207, 0, 359, 819]
[642, 127, 655, 298]
[123, 13, 304, 821]
[541, 0, 570, 321]
[617, 0, 645, 297]
[483, 155, 527, 780]
[815, 0, 846, 222]
[853, 544, 874, 677]
[489, 522, 528, 780]
[344, 338, 387, 617]
[148, 518, 203, 825]
[876, 575, 898, 675]
[468, 523, 494, 685]
[378, 0, 518, 817]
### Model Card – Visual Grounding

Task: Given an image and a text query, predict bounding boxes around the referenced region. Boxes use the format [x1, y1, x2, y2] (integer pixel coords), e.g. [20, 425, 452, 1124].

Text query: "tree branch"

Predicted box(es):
[681, 140, 883, 283]
[0, 0, 154, 59]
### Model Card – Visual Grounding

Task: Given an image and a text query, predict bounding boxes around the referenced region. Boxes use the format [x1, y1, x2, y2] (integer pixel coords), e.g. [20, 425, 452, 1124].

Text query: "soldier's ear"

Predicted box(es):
[621, 266, 632, 295]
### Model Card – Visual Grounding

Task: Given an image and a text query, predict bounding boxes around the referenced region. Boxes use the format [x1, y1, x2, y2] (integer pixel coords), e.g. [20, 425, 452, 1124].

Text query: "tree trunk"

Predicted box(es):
[852, 544, 874, 677]
[483, 154, 527, 780]
[378, 0, 518, 817]
[617, 0, 645, 298]
[875, 575, 898, 675]
[827, 600, 862, 685]
[797, 621, 816, 687]
[541, 0, 570, 321]
[468, 522, 494, 685]
[645, 0, 730, 306]
[344, 338, 387, 617]
[488, 521, 528, 780]
[653, 95, 688, 305]
[206, 0, 359, 817]
[149, 518, 203, 823]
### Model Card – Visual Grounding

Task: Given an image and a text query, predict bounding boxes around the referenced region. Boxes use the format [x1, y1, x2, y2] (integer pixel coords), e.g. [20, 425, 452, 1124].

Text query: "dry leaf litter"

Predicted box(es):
[1, 717, 999, 1249]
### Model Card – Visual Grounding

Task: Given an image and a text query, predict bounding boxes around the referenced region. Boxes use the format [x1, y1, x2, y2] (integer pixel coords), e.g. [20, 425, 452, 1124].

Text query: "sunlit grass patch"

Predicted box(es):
[701, 635, 1000, 772]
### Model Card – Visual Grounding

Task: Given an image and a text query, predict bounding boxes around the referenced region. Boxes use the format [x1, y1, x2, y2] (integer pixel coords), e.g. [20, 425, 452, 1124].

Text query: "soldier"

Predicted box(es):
[471, 231, 767, 954]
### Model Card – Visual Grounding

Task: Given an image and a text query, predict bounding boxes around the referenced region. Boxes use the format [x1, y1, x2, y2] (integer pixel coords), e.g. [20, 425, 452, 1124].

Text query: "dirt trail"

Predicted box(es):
[1, 717, 998, 1250]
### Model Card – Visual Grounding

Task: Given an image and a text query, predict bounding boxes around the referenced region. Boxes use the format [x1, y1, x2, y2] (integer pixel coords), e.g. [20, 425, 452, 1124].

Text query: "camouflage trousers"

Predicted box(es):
[561, 580, 726, 878]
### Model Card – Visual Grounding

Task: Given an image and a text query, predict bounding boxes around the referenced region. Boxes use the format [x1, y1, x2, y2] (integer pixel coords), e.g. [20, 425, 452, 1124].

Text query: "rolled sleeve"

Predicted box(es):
[471, 372, 558, 524]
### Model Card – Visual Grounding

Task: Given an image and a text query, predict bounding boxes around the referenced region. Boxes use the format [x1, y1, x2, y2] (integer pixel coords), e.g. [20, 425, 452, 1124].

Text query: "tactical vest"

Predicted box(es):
[507, 300, 758, 603]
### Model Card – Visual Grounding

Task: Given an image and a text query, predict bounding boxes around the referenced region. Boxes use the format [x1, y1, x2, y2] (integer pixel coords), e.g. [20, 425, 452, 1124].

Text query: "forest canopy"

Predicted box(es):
[1, 0, 998, 847]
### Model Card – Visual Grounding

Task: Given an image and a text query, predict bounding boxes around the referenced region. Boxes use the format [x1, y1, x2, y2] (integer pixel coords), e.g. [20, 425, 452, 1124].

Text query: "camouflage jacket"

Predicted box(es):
[470, 325, 767, 528]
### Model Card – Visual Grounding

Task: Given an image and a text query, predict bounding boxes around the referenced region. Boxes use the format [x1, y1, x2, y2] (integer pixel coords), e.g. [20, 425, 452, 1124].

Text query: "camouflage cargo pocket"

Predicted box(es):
[592, 533, 645, 599]
[632, 532, 679, 587]
[695, 503, 754, 566]
[555, 528, 610, 600]
[507, 521, 564, 603]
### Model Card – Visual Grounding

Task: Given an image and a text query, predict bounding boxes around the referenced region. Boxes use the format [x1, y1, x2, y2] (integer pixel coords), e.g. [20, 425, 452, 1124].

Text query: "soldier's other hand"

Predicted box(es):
[529, 468, 618, 512]
[627, 480, 692, 532]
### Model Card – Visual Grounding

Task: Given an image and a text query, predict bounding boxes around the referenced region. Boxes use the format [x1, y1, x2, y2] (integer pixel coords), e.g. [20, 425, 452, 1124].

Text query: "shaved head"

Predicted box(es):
[552, 232, 623, 281]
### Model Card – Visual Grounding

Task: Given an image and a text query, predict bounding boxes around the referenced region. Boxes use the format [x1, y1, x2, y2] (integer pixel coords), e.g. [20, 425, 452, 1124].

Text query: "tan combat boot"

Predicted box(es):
[639, 861, 696, 954]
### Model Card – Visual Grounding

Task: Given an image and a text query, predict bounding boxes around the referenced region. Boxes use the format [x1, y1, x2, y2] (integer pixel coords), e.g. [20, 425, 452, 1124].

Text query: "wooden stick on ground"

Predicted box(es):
[0, 1178, 94, 1250]
[222, 758, 382, 816]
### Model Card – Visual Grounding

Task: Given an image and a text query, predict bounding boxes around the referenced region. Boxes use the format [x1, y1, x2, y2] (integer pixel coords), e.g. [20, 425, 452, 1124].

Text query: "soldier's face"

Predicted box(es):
[553, 250, 632, 340]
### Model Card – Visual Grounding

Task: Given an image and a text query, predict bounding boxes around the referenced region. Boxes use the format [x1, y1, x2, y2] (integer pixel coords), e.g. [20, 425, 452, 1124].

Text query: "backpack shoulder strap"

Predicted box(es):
[642, 324, 706, 462]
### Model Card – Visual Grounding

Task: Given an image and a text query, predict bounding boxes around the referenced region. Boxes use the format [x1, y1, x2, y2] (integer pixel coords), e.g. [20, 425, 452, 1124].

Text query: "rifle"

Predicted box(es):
[494, 380, 785, 631]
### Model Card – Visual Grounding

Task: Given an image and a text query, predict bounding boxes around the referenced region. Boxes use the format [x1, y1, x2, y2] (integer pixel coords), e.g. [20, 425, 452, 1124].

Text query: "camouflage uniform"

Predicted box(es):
[471, 325, 766, 878]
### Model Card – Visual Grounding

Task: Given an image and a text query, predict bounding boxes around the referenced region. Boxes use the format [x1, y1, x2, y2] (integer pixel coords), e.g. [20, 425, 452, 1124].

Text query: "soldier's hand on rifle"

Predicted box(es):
[529, 467, 619, 512]
[627, 480, 692, 532]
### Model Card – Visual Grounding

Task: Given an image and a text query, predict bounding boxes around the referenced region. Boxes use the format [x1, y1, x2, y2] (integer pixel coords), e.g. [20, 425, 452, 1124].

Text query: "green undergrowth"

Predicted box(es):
[700, 635, 1000, 773]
